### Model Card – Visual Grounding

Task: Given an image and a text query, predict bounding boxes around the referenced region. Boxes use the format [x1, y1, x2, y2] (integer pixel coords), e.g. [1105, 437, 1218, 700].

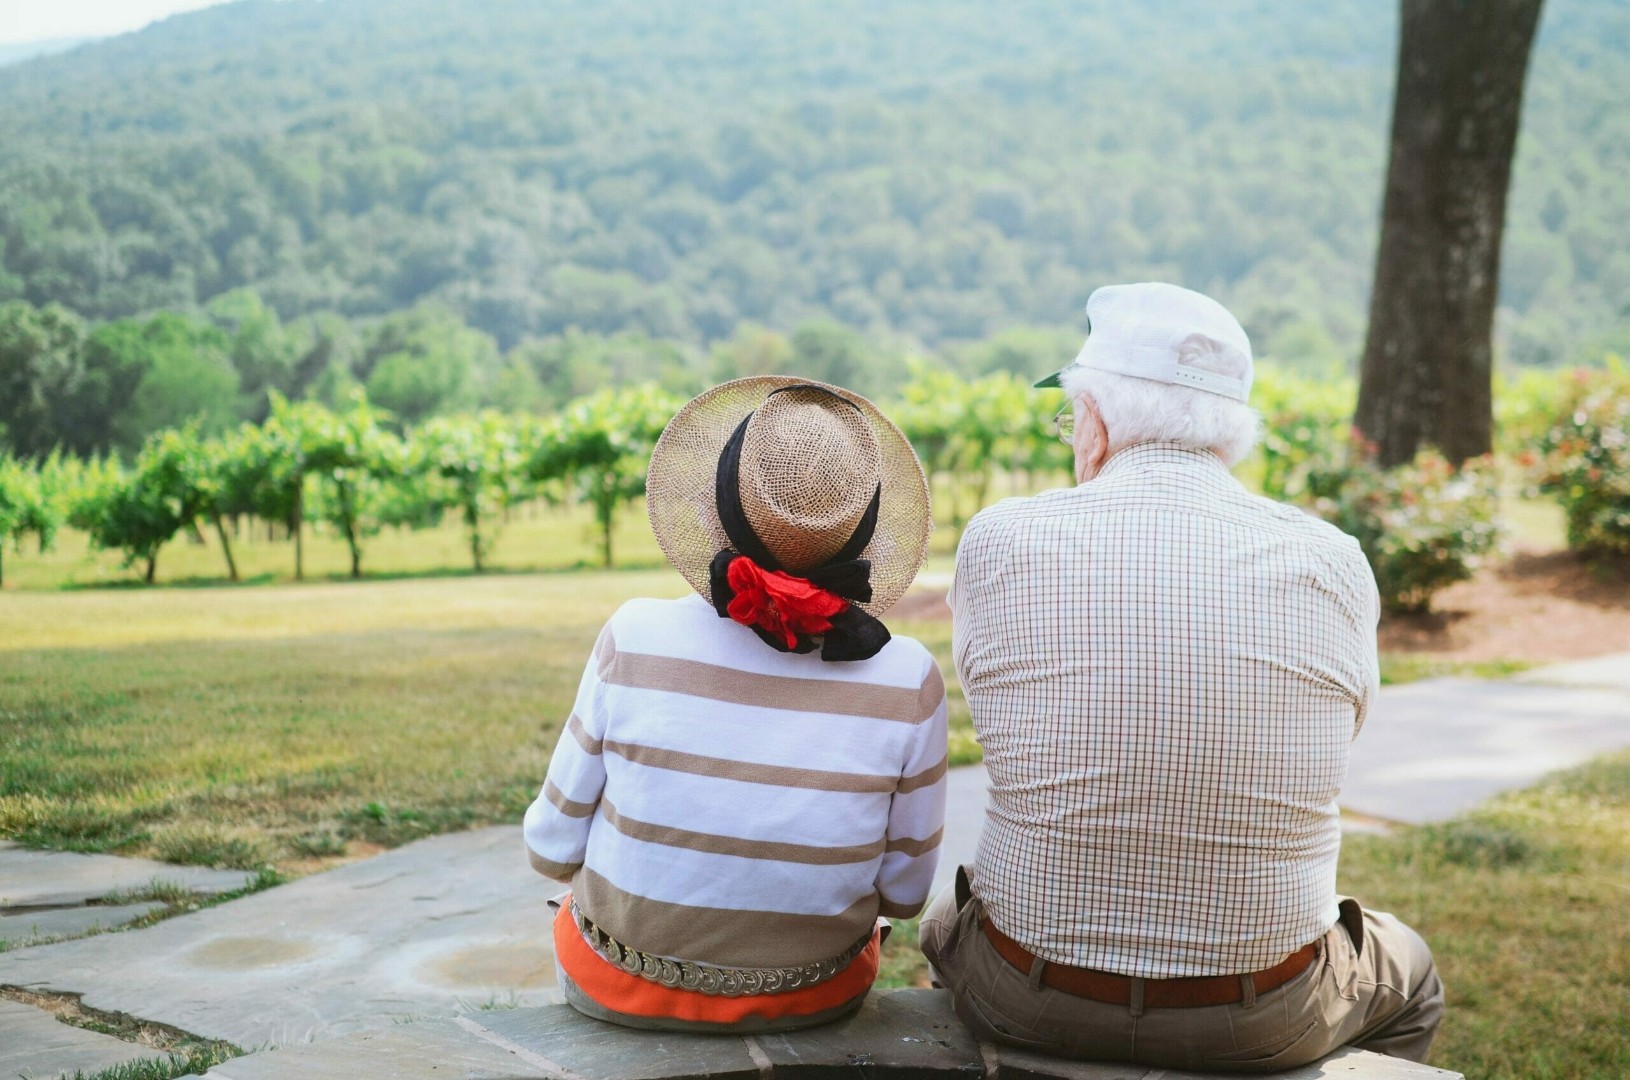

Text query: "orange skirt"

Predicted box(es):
[552, 900, 880, 1025]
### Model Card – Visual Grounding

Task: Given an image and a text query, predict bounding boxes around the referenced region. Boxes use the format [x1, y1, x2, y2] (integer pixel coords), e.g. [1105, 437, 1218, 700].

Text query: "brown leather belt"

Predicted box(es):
[980, 916, 1318, 1008]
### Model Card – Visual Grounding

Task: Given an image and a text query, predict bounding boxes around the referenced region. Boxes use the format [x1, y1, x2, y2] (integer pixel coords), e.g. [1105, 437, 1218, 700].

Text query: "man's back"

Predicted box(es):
[950, 442, 1380, 978]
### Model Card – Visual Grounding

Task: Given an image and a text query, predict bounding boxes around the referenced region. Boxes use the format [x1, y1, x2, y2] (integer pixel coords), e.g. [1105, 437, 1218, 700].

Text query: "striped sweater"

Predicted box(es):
[524, 592, 949, 969]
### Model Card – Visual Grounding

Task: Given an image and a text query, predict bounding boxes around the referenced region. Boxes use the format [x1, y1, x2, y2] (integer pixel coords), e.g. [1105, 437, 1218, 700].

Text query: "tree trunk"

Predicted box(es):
[340, 484, 362, 579]
[214, 515, 240, 582]
[599, 476, 615, 569]
[293, 480, 305, 581]
[1355, 0, 1544, 467]
[466, 503, 484, 573]
[144, 553, 157, 584]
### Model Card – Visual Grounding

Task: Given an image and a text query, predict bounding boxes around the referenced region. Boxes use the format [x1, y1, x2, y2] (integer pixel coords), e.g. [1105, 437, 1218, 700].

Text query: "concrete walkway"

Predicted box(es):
[2, 661, 1626, 1077]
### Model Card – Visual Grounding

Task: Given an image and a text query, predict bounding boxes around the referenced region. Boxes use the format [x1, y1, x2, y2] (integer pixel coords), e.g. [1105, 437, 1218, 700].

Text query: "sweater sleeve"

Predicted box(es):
[876, 657, 950, 918]
[523, 621, 613, 881]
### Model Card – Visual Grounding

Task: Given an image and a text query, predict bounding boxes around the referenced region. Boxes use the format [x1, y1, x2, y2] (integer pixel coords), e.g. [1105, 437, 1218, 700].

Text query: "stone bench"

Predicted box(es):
[203, 988, 1462, 1079]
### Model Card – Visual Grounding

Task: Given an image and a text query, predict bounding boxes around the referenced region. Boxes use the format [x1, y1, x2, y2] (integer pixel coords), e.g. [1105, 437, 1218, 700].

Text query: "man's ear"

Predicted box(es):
[1074, 394, 1110, 483]
[1086, 397, 1110, 473]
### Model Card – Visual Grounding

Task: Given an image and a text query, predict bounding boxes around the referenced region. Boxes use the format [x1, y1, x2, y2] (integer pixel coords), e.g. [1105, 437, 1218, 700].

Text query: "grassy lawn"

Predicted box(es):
[0, 569, 973, 869]
[1339, 753, 1630, 1078]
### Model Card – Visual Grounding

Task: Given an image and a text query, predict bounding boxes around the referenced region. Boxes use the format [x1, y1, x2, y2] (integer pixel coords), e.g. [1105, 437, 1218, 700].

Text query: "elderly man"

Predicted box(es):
[921, 283, 1443, 1071]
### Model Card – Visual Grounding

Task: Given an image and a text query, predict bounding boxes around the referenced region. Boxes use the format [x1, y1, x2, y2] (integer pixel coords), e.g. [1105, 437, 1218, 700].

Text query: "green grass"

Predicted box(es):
[62, 1048, 241, 1080]
[1380, 655, 1537, 685]
[1338, 751, 1630, 1078]
[0, 571, 689, 864]
[0, 570, 975, 865]
[0, 501, 670, 591]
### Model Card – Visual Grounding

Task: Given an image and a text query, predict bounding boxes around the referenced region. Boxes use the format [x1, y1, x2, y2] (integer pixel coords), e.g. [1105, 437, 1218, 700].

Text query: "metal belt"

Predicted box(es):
[571, 901, 871, 997]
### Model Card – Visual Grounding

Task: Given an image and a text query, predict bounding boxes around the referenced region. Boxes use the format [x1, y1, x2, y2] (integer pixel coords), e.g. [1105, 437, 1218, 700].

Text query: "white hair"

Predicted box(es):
[1061, 340, 1261, 466]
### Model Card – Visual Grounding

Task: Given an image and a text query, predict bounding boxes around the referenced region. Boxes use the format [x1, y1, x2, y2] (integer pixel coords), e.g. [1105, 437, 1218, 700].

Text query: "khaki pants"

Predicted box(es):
[919, 872, 1443, 1073]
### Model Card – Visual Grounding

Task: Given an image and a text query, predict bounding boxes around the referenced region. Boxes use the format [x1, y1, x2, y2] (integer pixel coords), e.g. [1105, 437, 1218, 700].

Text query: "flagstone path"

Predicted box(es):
[2, 657, 1625, 1078]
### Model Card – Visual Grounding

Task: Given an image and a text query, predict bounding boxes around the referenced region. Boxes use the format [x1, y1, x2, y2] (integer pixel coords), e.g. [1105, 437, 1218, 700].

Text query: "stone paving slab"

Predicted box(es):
[1342, 678, 1630, 824]
[1515, 652, 1630, 693]
[203, 1017, 540, 1080]
[937, 764, 987, 893]
[0, 826, 561, 1049]
[0, 998, 171, 1080]
[199, 990, 1462, 1079]
[473, 1007, 762, 1080]
[750, 985, 980, 1075]
[0, 842, 255, 909]
[0, 901, 166, 946]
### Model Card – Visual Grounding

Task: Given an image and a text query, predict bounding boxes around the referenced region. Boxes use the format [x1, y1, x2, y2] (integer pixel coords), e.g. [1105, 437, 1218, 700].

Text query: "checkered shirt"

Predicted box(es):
[949, 442, 1380, 978]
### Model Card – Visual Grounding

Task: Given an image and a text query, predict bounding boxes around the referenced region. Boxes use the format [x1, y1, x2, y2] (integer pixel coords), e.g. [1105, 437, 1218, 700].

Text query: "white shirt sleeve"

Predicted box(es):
[522, 621, 613, 880]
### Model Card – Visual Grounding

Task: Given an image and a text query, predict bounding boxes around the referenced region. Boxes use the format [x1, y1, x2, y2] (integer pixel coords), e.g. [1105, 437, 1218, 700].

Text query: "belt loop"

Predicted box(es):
[1128, 976, 1145, 1018]
[1239, 973, 1258, 1009]
[1027, 954, 1047, 990]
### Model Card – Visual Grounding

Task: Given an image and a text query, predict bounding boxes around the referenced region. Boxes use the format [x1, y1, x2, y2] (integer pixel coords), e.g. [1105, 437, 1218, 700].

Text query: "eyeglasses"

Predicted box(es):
[1053, 405, 1075, 445]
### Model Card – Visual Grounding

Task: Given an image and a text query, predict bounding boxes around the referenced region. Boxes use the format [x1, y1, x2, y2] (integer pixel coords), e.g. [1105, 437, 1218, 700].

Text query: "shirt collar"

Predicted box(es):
[1090, 441, 1239, 490]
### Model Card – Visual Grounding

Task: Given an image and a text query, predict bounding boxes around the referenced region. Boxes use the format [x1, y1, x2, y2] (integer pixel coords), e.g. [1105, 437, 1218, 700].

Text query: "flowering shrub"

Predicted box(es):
[1306, 434, 1501, 614]
[1250, 366, 1355, 502]
[1532, 360, 1630, 557]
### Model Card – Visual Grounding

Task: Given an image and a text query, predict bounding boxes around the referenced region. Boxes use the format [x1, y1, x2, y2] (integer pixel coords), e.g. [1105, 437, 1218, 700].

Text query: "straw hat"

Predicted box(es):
[646, 377, 931, 619]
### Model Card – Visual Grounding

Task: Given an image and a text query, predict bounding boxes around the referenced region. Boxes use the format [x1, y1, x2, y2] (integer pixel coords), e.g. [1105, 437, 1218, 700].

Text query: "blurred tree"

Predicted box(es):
[1356, 0, 1545, 466]
[412, 412, 529, 571]
[359, 306, 499, 425]
[300, 392, 401, 579]
[0, 301, 87, 459]
[206, 289, 305, 423]
[87, 313, 239, 454]
[78, 429, 215, 584]
[555, 386, 682, 568]
[0, 452, 54, 585]
[709, 323, 795, 382]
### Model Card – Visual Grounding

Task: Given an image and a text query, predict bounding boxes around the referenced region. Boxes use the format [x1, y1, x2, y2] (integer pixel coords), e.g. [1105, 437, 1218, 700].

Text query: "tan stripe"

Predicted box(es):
[601, 799, 884, 865]
[577, 867, 876, 967]
[565, 713, 601, 755]
[605, 648, 937, 723]
[918, 664, 946, 719]
[604, 740, 897, 793]
[593, 624, 617, 679]
[544, 779, 596, 819]
[897, 756, 948, 794]
[878, 896, 924, 920]
[527, 848, 581, 881]
[884, 827, 944, 858]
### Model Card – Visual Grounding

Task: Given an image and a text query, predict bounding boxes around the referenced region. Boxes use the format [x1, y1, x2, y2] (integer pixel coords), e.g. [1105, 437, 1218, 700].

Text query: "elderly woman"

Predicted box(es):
[524, 378, 948, 1033]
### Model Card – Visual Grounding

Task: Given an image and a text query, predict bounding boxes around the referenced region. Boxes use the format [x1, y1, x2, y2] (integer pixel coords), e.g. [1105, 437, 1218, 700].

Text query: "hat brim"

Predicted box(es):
[1032, 369, 1065, 389]
[645, 376, 933, 617]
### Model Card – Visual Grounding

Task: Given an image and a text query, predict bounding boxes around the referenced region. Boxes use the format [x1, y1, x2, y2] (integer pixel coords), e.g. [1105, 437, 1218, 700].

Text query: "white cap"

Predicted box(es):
[1035, 282, 1253, 402]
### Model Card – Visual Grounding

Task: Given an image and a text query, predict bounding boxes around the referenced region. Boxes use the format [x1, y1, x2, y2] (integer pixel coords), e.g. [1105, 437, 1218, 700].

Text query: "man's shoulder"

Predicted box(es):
[1237, 490, 1368, 557]
[964, 487, 1084, 536]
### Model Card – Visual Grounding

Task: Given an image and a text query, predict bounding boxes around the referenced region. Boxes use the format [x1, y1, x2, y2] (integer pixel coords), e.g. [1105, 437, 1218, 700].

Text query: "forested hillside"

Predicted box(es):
[0, 0, 1625, 370]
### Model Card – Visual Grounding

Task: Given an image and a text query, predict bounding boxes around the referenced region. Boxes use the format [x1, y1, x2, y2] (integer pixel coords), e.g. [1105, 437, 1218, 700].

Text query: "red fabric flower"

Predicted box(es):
[725, 556, 849, 649]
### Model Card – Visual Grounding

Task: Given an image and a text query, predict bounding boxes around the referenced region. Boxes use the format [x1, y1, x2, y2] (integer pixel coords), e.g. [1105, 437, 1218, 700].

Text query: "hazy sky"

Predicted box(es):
[0, 0, 236, 45]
